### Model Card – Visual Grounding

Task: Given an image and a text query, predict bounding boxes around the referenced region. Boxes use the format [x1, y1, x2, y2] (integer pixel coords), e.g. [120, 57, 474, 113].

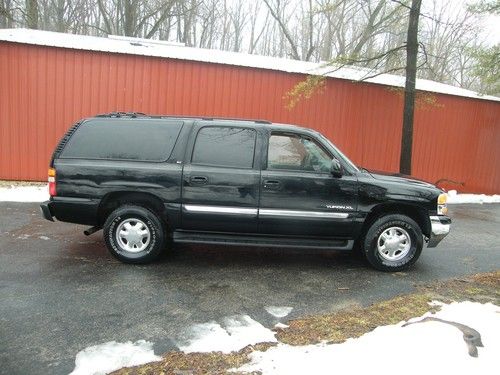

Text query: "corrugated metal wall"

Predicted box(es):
[1, 42, 499, 193]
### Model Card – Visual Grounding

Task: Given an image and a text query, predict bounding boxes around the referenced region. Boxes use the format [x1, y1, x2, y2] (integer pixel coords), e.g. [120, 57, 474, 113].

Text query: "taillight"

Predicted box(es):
[48, 168, 56, 197]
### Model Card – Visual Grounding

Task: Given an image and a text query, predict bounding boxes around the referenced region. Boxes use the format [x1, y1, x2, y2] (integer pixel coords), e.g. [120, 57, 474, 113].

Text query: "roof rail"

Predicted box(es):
[161, 115, 272, 124]
[95, 112, 147, 118]
[94, 112, 272, 124]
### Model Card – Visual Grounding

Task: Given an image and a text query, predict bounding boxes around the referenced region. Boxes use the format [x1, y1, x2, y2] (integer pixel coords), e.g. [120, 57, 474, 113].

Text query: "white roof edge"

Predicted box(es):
[1, 28, 499, 103]
[107, 34, 186, 47]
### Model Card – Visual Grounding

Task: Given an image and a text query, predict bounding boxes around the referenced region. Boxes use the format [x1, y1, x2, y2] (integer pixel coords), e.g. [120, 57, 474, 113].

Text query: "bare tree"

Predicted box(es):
[0, 0, 15, 28]
[0, 0, 493, 97]
[176, 0, 197, 45]
[350, 1, 403, 58]
[417, 0, 481, 86]
[196, 0, 220, 48]
[263, 0, 302, 60]
[26, 0, 38, 28]
[95, 0, 179, 38]
[229, 0, 249, 52]
[247, 0, 268, 54]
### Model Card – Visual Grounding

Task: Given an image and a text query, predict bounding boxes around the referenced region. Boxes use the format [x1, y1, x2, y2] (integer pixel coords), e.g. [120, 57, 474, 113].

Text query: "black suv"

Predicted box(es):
[40, 113, 451, 271]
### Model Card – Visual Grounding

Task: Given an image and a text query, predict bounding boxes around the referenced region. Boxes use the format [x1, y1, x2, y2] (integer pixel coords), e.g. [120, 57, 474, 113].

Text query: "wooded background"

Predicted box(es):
[1, 0, 498, 96]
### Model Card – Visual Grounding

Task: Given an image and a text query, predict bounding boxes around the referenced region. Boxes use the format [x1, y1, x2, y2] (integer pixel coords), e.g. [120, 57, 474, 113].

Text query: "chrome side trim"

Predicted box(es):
[183, 205, 349, 219]
[183, 204, 258, 215]
[259, 209, 349, 219]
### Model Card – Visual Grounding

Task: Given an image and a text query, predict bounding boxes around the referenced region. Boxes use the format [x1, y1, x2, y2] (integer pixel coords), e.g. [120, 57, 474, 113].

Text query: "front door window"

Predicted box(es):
[268, 134, 331, 173]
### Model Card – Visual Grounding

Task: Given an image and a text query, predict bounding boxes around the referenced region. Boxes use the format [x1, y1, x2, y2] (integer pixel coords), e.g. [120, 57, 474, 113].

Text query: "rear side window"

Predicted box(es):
[61, 119, 183, 161]
[192, 126, 256, 168]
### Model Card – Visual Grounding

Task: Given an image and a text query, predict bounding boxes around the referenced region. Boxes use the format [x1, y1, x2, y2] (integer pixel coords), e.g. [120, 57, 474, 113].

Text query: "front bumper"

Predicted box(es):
[427, 215, 451, 248]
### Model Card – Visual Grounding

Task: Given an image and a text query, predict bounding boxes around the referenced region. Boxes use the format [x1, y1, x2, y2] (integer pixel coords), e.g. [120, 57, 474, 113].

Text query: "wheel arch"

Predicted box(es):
[97, 191, 166, 226]
[361, 203, 431, 238]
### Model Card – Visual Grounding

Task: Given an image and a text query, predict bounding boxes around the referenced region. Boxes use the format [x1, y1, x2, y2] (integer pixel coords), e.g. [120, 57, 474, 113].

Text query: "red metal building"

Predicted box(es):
[1, 29, 499, 193]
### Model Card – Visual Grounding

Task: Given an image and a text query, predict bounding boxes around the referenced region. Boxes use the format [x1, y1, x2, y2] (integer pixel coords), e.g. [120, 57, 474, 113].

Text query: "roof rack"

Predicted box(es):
[95, 112, 147, 118]
[95, 112, 272, 124]
[161, 115, 272, 124]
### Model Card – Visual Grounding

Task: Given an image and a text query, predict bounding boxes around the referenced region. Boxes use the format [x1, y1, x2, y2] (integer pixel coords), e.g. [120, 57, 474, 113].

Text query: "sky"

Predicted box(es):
[482, 13, 500, 44]
[430, 0, 500, 45]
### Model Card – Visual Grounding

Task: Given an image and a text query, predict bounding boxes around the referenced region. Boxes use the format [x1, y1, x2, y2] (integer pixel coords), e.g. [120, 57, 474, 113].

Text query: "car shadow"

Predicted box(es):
[59, 233, 368, 271]
[167, 243, 367, 270]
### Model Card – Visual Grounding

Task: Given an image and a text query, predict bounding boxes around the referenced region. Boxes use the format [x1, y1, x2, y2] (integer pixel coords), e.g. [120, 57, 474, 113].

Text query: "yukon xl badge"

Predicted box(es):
[326, 204, 354, 210]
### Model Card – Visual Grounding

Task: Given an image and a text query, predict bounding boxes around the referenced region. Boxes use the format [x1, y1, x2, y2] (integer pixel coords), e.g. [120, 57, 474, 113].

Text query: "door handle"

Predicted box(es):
[190, 176, 208, 185]
[263, 180, 281, 190]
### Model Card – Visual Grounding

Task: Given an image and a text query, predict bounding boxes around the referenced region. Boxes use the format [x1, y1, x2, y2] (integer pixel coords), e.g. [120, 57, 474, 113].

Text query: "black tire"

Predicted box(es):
[363, 214, 423, 272]
[103, 205, 166, 264]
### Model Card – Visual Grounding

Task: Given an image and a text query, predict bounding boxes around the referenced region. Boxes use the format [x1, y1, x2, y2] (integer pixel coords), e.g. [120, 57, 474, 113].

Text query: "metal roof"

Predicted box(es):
[0, 28, 498, 102]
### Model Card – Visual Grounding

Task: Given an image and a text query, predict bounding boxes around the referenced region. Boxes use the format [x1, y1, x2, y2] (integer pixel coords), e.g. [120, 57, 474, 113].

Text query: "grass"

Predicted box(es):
[276, 293, 435, 346]
[112, 271, 499, 375]
[112, 343, 274, 375]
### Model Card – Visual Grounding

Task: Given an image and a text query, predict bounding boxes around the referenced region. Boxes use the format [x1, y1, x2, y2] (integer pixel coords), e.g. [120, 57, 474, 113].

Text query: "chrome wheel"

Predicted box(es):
[116, 218, 151, 253]
[377, 226, 411, 261]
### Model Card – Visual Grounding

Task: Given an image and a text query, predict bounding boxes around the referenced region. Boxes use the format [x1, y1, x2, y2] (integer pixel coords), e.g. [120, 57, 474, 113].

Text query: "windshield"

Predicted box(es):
[317, 133, 360, 173]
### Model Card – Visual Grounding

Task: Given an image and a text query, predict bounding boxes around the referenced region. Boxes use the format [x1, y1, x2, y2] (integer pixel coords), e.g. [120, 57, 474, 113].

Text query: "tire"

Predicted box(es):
[363, 214, 423, 272]
[103, 205, 166, 264]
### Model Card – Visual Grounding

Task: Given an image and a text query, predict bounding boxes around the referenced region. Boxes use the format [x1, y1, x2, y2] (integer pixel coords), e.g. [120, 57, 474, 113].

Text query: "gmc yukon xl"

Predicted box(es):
[40, 112, 451, 271]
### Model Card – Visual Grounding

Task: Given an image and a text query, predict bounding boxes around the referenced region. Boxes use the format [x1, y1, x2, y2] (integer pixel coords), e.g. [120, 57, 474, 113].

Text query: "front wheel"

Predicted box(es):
[363, 214, 423, 272]
[103, 205, 166, 264]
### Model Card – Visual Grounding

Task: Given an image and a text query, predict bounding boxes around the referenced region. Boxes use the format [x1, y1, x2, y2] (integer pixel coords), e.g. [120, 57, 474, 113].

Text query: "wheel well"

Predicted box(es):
[361, 203, 431, 238]
[97, 192, 166, 226]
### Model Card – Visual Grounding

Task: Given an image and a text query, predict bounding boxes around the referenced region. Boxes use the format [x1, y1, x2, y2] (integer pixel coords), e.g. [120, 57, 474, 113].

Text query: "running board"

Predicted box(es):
[173, 231, 353, 250]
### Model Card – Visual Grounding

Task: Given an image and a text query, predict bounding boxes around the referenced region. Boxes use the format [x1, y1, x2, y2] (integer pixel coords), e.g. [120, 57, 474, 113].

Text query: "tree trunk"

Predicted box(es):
[55, 0, 65, 32]
[1, 0, 12, 28]
[399, 0, 422, 175]
[123, 0, 136, 36]
[26, 0, 38, 29]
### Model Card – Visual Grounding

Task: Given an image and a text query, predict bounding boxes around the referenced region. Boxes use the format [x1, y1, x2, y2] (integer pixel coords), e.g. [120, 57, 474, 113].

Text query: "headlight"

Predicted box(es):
[437, 193, 448, 215]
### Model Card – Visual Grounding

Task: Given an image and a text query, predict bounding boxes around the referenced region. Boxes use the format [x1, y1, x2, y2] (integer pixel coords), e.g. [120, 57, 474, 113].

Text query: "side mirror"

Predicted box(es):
[330, 158, 343, 178]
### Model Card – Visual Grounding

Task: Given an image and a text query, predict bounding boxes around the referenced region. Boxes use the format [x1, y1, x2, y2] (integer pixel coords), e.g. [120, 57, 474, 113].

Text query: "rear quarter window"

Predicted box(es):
[60, 118, 183, 161]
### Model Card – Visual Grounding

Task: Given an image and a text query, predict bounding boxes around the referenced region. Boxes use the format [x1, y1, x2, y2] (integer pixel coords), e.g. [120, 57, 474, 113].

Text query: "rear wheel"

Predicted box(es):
[103, 205, 165, 264]
[363, 214, 423, 272]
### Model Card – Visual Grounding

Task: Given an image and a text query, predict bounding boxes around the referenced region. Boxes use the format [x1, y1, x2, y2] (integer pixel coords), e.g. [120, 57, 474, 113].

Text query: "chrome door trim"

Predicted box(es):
[183, 205, 349, 219]
[258, 209, 349, 219]
[183, 204, 258, 215]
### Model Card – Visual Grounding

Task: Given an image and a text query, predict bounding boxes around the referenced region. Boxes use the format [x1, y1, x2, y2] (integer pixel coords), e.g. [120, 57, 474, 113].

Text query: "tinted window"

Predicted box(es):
[192, 127, 256, 168]
[268, 133, 331, 172]
[61, 119, 183, 161]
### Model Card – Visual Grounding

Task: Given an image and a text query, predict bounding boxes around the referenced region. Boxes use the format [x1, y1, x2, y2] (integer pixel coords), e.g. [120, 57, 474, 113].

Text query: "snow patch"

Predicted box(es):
[39, 235, 50, 240]
[0, 185, 49, 202]
[447, 190, 500, 204]
[69, 340, 160, 375]
[237, 301, 499, 375]
[274, 323, 289, 329]
[178, 315, 277, 354]
[265, 306, 293, 318]
[428, 300, 446, 307]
